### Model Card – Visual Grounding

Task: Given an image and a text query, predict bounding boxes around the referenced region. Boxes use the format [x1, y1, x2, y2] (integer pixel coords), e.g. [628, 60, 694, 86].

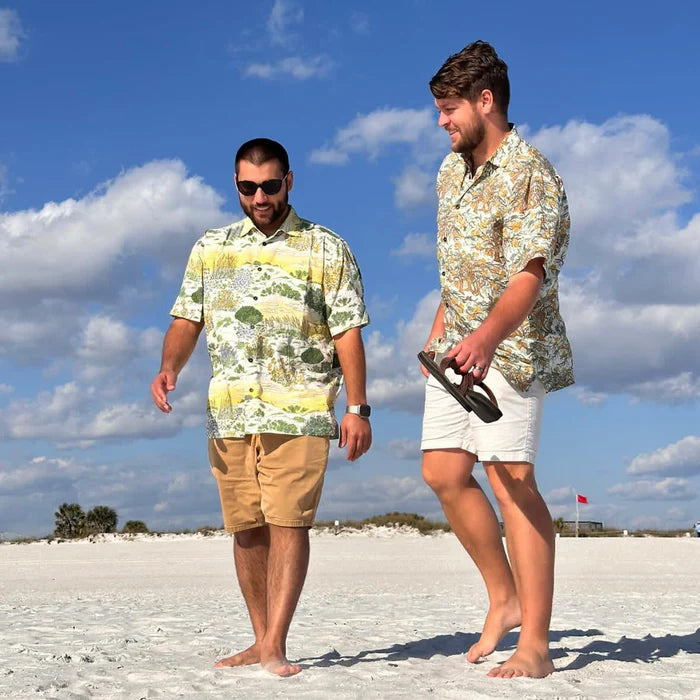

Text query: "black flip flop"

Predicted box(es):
[418, 351, 503, 423]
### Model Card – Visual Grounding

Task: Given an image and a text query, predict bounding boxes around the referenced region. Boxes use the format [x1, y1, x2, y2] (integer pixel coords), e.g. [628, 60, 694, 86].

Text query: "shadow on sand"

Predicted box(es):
[297, 628, 602, 669]
[559, 627, 700, 670]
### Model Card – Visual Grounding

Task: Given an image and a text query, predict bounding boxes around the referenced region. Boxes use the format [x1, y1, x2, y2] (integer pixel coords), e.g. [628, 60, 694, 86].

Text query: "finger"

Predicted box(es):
[472, 361, 490, 381]
[420, 363, 429, 378]
[338, 424, 346, 448]
[346, 436, 359, 461]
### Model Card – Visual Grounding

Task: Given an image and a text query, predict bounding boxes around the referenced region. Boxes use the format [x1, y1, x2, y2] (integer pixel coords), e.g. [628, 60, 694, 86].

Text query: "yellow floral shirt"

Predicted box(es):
[431, 128, 574, 392]
[171, 207, 369, 438]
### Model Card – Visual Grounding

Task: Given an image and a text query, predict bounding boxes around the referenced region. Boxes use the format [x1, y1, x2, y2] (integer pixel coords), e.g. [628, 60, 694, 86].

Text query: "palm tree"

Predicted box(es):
[84, 506, 118, 534]
[54, 503, 85, 538]
[553, 517, 566, 534]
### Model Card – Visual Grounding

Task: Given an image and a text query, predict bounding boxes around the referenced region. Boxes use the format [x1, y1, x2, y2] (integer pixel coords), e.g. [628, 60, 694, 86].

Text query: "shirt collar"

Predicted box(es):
[486, 124, 519, 169]
[239, 206, 302, 238]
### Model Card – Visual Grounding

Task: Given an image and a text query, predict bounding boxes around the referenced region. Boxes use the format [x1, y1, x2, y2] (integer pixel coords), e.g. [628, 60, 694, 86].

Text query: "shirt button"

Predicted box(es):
[249, 388, 254, 393]
[248, 357, 253, 362]
[252, 295, 258, 300]
[443, 237, 447, 242]
[257, 267, 262, 271]
[441, 271, 445, 276]
[262, 242, 267, 246]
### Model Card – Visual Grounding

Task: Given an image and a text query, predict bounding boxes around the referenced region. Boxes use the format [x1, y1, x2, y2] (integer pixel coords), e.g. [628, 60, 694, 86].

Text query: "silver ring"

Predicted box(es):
[474, 365, 485, 371]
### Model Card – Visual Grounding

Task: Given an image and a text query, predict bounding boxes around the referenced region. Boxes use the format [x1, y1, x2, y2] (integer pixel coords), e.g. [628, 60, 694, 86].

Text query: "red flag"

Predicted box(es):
[577, 494, 588, 504]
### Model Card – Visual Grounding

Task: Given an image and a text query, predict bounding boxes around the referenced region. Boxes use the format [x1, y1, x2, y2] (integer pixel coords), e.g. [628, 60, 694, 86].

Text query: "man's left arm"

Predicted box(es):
[447, 257, 544, 379]
[333, 326, 372, 461]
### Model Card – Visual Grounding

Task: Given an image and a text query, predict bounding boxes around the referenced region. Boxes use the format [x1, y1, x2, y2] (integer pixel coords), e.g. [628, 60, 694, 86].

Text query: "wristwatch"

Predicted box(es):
[346, 404, 371, 418]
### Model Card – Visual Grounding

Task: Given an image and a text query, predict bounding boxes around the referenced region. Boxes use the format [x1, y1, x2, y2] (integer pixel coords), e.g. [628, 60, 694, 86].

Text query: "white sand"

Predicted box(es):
[1, 530, 699, 699]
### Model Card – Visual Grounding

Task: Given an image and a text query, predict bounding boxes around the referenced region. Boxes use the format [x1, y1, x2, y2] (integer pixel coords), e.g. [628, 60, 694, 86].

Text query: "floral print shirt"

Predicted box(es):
[170, 207, 369, 438]
[431, 128, 574, 393]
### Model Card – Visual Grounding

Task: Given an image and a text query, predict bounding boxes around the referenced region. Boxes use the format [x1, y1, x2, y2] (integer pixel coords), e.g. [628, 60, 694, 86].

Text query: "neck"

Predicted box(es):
[471, 122, 510, 169]
[258, 205, 290, 236]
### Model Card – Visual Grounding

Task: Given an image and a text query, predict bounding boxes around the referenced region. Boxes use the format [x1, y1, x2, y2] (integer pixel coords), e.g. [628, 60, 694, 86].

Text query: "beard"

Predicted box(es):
[239, 191, 289, 233]
[451, 115, 486, 155]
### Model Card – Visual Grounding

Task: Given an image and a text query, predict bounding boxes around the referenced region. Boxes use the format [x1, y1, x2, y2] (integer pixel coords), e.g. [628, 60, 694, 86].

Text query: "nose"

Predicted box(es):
[437, 111, 449, 128]
[253, 187, 268, 204]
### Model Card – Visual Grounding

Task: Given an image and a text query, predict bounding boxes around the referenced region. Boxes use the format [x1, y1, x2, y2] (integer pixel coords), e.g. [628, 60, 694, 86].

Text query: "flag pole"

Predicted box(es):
[575, 493, 579, 538]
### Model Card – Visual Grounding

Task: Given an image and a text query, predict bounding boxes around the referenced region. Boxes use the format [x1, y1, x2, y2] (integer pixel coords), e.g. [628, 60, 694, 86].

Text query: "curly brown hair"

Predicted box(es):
[430, 40, 510, 117]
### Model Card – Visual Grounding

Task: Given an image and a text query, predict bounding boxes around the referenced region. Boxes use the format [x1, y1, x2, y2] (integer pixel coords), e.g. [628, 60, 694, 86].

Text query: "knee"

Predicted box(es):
[422, 462, 462, 499]
[234, 525, 268, 548]
[488, 468, 539, 508]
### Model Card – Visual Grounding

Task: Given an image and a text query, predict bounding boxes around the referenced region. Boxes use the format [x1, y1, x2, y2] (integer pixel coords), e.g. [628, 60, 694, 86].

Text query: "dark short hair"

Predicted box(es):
[235, 138, 290, 175]
[430, 40, 510, 117]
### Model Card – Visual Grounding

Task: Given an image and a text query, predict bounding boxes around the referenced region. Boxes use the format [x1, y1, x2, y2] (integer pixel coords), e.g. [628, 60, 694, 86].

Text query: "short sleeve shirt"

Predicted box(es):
[431, 128, 574, 393]
[170, 207, 369, 438]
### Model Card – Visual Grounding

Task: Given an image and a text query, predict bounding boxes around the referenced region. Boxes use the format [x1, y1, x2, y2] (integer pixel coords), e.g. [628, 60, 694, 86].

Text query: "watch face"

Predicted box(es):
[358, 405, 371, 417]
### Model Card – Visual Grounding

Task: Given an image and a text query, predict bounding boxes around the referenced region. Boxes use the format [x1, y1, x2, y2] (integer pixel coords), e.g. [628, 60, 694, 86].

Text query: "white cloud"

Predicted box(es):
[319, 475, 436, 520]
[245, 55, 332, 80]
[608, 477, 696, 501]
[349, 12, 370, 35]
[393, 168, 435, 209]
[572, 387, 608, 406]
[544, 486, 575, 505]
[267, 0, 303, 45]
[0, 452, 220, 536]
[387, 438, 421, 460]
[627, 436, 700, 477]
[0, 383, 13, 394]
[365, 289, 440, 413]
[0, 381, 204, 443]
[391, 233, 435, 260]
[528, 116, 690, 257]
[308, 148, 349, 166]
[0, 8, 24, 62]
[561, 282, 700, 398]
[0, 163, 12, 202]
[312, 108, 438, 162]
[0, 160, 230, 302]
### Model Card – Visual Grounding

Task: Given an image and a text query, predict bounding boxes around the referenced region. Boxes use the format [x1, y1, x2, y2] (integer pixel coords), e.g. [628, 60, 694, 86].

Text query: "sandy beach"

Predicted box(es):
[1, 530, 699, 699]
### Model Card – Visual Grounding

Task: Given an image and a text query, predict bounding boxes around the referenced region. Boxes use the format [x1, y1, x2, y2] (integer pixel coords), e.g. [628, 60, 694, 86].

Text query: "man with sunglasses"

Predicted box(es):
[151, 138, 371, 676]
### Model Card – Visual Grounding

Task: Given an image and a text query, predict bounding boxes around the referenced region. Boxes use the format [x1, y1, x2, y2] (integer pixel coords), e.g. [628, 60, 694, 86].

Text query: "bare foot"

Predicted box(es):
[487, 647, 554, 678]
[466, 600, 521, 663]
[261, 653, 302, 677]
[214, 643, 260, 668]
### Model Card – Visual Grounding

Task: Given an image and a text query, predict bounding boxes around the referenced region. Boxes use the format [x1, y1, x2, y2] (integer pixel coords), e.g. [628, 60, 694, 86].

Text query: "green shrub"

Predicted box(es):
[122, 520, 149, 534]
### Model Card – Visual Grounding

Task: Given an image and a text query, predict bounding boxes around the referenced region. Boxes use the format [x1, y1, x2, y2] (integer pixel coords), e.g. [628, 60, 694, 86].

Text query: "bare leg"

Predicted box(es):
[422, 450, 521, 662]
[484, 462, 555, 678]
[215, 525, 270, 668]
[260, 524, 310, 677]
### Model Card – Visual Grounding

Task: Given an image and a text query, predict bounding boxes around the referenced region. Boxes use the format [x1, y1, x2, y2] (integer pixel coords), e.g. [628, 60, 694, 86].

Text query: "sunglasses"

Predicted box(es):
[236, 174, 288, 197]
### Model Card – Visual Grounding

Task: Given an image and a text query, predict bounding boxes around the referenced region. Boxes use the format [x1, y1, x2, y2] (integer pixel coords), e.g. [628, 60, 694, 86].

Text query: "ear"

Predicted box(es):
[286, 170, 294, 192]
[479, 89, 495, 115]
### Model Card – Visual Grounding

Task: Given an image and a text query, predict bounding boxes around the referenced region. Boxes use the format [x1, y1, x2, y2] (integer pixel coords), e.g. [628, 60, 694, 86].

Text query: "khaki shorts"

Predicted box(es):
[208, 434, 330, 533]
[421, 365, 545, 464]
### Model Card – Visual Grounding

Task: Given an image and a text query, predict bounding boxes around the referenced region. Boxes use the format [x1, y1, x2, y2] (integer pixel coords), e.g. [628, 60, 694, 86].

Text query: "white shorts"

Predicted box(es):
[421, 364, 545, 464]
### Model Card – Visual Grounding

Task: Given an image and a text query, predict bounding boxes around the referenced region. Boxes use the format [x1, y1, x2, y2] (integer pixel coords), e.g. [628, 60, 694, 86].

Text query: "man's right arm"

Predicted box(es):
[419, 303, 445, 377]
[150, 317, 204, 413]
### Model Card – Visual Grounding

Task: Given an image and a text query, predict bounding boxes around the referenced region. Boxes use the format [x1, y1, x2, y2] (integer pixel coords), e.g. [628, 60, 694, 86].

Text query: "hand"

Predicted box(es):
[151, 370, 177, 413]
[446, 330, 498, 382]
[338, 413, 372, 461]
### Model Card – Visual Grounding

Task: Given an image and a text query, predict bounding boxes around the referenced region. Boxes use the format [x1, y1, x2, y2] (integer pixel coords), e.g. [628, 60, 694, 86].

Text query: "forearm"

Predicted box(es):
[333, 326, 367, 404]
[477, 265, 543, 347]
[160, 318, 204, 374]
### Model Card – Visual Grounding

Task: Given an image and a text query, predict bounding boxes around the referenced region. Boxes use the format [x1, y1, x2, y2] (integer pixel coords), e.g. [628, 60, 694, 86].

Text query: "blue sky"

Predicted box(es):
[2, 1, 700, 537]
